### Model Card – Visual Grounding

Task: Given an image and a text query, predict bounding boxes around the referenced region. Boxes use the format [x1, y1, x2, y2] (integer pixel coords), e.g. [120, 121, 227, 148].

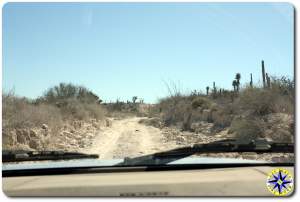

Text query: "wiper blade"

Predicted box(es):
[155, 139, 294, 158]
[2, 150, 99, 162]
[120, 139, 293, 166]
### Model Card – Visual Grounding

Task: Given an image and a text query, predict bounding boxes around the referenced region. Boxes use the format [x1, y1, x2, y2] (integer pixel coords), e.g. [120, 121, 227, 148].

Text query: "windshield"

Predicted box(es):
[2, 2, 294, 166]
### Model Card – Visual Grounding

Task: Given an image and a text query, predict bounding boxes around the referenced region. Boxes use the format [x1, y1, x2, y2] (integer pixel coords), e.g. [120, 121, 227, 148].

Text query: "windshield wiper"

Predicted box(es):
[2, 150, 99, 162]
[119, 139, 294, 166]
[154, 138, 293, 157]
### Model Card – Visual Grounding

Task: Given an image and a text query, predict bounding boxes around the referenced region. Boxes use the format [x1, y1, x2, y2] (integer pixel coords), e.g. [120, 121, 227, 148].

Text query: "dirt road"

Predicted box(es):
[81, 116, 294, 163]
[83, 117, 177, 159]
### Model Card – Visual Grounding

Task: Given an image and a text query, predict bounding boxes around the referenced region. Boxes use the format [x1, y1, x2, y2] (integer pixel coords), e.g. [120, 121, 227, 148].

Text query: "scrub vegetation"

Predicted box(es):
[153, 61, 294, 143]
[2, 61, 295, 161]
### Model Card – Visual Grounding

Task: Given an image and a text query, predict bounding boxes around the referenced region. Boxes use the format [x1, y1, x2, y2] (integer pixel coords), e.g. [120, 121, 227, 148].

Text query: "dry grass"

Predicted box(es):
[156, 76, 294, 141]
[2, 84, 106, 150]
[237, 87, 293, 116]
[2, 93, 63, 131]
[229, 117, 264, 142]
[191, 97, 212, 109]
[58, 99, 106, 120]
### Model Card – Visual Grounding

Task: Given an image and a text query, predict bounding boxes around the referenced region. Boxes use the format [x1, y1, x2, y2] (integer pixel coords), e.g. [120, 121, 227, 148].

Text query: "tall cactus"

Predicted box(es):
[266, 73, 271, 88]
[206, 86, 209, 96]
[213, 82, 216, 93]
[212, 82, 217, 98]
[235, 73, 241, 92]
[262, 60, 266, 88]
[232, 80, 237, 92]
[250, 73, 253, 87]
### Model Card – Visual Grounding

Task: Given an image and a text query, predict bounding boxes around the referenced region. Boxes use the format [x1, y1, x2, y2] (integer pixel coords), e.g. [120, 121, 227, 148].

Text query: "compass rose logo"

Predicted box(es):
[266, 168, 293, 196]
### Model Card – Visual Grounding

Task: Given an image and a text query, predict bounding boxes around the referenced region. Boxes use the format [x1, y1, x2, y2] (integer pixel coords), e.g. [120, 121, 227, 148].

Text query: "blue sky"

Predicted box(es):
[3, 3, 294, 103]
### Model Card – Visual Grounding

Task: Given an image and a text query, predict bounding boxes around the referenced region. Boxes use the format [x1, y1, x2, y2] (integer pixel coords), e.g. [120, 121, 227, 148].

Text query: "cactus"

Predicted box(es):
[266, 73, 271, 88]
[262, 60, 266, 88]
[132, 96, 138, 104]
[232, 80, 237, 92]
[206, 86, 209, 96]
[213, 82, 217, 94]
[235, 73, 241, 92]
[250, 73, 253, 87]
[212, 82, 217, 98]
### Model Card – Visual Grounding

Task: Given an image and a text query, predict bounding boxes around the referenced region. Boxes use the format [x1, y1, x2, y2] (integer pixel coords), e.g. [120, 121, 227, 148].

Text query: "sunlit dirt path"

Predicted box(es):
[82, 117, 177, 159]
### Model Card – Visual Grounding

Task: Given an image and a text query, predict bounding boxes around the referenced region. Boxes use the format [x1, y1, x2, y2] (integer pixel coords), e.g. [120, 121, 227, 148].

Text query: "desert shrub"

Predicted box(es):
[159, 96, 192, 127]
[271, 76, 294, 97]
[39, 83, 102, 104]
[138, 117, 163, 128]
[158, 94, 231, 131]
[238, 87, 275, 115]
[211, 110, 232, 131]
[229, 117, 263, 142]
[271, 95, 294, 114]
[33, 83, 106, 121]
[3, 87, 105, 132]
[59, 100, 89, 120]
[238, 82, 294, 116]
[269, 77, 294, 114]
[104, 100, 141, 117]
[2, 93, 63, 130]
[83, 103, 106, 120]
[58, 99, 105, 120]
[156, 76, 294, 134]
[191, 97, 211, 109]
[105, 100, 125, 111]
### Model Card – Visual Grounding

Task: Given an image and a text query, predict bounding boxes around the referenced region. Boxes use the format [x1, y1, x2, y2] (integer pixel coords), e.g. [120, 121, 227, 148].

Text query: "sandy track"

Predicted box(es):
[83, 117, 177, 159]
[81, 117, 294, 163]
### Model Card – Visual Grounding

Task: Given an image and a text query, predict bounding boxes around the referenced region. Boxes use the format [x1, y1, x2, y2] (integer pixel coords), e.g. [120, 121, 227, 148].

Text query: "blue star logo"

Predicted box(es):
[268, 170, 292, 194]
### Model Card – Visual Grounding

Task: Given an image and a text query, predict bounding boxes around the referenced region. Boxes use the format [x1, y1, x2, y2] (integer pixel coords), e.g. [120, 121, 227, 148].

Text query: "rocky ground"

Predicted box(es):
[139, 116, 294, 163]
[2, 118, 112, 152]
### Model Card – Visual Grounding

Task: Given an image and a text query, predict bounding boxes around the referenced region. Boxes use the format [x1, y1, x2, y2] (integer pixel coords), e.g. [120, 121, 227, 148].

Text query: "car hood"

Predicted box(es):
[2, 156, 266, 171]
